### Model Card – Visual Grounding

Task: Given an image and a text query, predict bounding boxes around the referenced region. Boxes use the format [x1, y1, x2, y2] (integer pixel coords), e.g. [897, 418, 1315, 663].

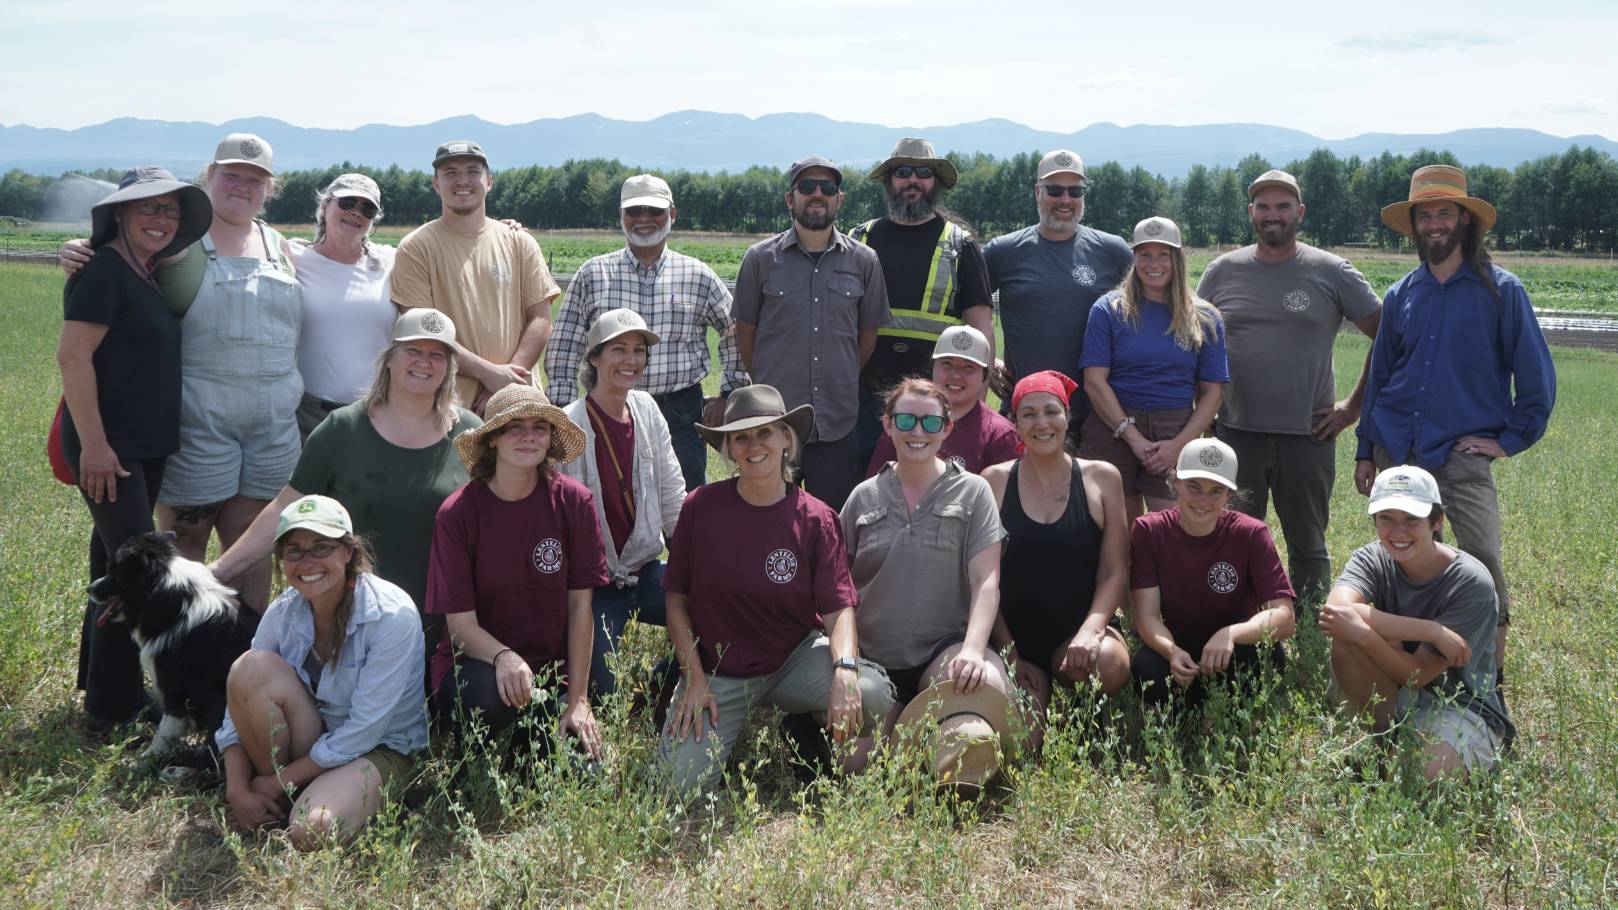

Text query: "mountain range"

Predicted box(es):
[3, 111, 1614, 178]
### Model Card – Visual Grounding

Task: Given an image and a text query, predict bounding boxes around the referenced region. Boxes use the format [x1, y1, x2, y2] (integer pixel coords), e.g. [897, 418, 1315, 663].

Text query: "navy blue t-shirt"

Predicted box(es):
[1080, 292, 1229, 411]
[984, 224, 1132, 382]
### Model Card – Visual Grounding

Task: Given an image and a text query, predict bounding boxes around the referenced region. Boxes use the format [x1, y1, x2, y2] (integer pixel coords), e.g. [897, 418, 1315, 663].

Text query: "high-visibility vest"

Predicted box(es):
[851, 217, 968, 343]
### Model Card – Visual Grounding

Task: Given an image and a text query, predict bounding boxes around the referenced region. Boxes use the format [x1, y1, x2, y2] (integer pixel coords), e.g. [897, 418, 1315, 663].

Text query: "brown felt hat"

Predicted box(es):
[868, 137, 958, 189]
[695, 384, 814, 451]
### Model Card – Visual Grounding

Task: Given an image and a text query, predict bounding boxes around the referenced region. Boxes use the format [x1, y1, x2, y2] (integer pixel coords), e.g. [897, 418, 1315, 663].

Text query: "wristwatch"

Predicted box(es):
[832, 657, 860, 674]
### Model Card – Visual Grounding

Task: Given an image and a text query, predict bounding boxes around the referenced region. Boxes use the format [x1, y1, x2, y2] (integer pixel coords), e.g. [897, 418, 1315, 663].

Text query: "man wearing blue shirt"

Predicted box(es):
[1355, 165, 1556, 670]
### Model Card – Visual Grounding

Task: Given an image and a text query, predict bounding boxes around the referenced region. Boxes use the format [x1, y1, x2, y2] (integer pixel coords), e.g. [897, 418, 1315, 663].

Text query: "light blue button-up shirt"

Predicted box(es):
[216, 574, 429, 768]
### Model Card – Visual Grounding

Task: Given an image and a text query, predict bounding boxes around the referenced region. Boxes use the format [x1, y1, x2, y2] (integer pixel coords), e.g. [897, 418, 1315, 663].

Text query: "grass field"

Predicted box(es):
[2, 255, 1617, 907]
[5, 223, 1617, 313]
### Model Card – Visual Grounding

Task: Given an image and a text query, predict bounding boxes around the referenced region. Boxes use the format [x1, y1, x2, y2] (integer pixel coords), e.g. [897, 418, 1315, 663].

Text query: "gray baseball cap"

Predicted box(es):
[213, 132, 275, 175]
[1130, 216, 1183, 250]
[787, 154, 843, 188]
[326, 172, 381, 207]
[433, 140, 489, 169]
[586, 308, 661, 350]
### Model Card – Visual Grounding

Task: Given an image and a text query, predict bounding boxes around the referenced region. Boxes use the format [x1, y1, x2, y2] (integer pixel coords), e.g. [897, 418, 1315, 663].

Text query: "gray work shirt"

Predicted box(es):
[733, 228, 890, 442]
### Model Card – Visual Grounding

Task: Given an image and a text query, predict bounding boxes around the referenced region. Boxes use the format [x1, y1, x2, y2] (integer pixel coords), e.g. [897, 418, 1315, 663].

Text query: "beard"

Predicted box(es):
[793, 205, 834, 231]
[1418, 225, 1462, 263]
[1256, 217, 1298, 248]
[1039, 211, 1077, 234]
[625, 220, 673, 249]
[886, 184, 938, 222]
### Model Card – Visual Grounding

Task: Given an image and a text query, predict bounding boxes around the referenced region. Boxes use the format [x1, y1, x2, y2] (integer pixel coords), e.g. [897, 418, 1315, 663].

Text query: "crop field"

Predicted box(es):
[2, 254, 1617, 907]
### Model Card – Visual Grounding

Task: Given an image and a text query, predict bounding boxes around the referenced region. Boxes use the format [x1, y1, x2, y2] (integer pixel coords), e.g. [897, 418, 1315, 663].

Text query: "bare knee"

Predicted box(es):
[288, 807, 341, 851]
[1422, 742, 1469, 782]
[228, 649, 299, 698]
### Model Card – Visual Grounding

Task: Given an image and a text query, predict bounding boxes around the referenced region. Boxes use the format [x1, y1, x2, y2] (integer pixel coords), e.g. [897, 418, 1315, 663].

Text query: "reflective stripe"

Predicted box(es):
[850, 218, 967, 341]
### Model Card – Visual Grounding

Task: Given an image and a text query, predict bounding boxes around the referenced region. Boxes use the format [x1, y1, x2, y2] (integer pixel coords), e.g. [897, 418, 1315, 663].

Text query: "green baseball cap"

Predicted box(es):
[433, 139, 489, 169]
[275, 494, 354, 543]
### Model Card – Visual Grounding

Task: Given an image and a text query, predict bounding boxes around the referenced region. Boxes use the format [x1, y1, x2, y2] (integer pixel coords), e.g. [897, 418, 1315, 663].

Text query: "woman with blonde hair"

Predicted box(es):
[1080, 216, 1228, 518]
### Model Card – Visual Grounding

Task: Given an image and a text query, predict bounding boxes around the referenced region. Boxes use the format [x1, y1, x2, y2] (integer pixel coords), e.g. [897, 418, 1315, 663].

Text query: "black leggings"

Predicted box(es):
[432, 658, 566, 745]
[1131, 642, 1285, 713]
[75, 457, 166, 720]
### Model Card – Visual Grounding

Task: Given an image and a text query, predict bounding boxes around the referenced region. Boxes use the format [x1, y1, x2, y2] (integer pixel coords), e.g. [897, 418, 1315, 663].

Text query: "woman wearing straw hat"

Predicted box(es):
[659, 385, 894, 793]
[426, 384, 609, 759]
[57, 166, 210, 731]
[983, 370, 1131, 750]
[1079, 216, 1229, 519]
[1129, 438, 1296, 711]
[209, 309, 479, 666]
[558, 309, 686, 697]
[218, 495, 428, 848]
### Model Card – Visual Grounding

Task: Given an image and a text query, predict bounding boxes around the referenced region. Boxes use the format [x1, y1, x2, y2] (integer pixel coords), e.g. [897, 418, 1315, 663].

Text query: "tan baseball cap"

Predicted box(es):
[1130, 216, 1183, 250]
[1248, 169, 1301, 201]
[213, 132, 274, 175]
[620, 174, 673, 210]
[326, 172, 381, 207]
[393, 308, 456, 346]
[1037, 149, 1086, 181]
[1176, 438, 1238, 490]
[933, 325, 991, 368]
[586, 308, 661, 350]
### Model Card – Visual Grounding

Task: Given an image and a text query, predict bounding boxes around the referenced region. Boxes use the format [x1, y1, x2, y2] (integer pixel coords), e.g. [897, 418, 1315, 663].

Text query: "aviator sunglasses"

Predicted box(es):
[337, 196, 379, 218]
[891, 412, 946, 433]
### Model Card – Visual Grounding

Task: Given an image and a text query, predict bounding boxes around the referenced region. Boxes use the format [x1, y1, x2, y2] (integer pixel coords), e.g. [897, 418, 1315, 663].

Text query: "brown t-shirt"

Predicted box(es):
[391, 219, 561, 404]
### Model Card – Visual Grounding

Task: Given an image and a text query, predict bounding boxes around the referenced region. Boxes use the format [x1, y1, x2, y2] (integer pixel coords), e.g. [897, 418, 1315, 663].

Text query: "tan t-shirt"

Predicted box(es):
[391, 219, 560, 404]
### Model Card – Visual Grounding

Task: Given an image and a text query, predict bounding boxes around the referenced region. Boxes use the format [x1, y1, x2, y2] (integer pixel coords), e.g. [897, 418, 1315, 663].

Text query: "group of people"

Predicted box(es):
[56, 129, 1554, 846]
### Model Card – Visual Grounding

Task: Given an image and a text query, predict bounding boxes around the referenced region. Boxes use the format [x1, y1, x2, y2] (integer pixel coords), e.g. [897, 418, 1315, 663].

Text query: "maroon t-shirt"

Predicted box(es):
[1129, 509, 1294, 654]
[865, 401, 1021, 477]
[585, 395, 637, 555]
[664, 479, 857, 678]
[426, 475, 610, 692]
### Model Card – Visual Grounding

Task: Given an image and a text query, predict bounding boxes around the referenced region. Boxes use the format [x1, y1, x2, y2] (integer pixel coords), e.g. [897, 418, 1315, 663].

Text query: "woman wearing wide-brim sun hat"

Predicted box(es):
[426, 383, 611, 761]
[658, 384, 895, 794]
[57, 166, 211, 731]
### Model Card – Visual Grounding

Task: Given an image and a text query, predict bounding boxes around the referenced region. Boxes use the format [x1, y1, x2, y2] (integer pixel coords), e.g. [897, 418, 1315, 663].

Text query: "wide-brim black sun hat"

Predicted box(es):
[89, 166, 212, 259]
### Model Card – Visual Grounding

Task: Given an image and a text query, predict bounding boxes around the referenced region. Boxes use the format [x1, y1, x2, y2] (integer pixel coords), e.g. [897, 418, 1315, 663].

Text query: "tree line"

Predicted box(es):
[4, 145, 1615, 252]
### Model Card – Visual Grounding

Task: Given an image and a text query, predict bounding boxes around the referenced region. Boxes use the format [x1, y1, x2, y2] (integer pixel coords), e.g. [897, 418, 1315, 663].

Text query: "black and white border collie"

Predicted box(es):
[87, 532, 258, 759]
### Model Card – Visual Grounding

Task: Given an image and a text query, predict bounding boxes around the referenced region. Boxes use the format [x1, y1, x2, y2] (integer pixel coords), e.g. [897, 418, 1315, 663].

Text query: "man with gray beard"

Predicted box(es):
[984, 150, 1132, 439]
[848, 138, 994, 465]
[545, 174, 749, 490]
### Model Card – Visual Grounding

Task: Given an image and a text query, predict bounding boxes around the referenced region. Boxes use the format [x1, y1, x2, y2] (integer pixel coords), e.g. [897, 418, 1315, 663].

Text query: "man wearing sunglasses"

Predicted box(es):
[544, 174, 749, 490]
[847, 138, 995, 469]
[734, 155, 891, 511]
[984, 149, 1132, 441]
[392, 140, 561, 414]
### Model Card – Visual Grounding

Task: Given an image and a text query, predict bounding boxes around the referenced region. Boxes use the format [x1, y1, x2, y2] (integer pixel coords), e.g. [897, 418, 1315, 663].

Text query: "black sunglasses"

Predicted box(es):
[337, 196, 379, 218]
[891, 412, 946, 433]
[1041, 183, 1088, 198]
[795, 179, 841, 197]
[891, 165, 935, 180]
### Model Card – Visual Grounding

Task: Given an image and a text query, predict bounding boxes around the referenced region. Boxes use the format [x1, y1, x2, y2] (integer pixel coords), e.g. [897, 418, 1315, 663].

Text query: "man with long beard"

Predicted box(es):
[734, 156, 890, 510]
[1355, 164, 1556, 678]
[392, 140, 560, 413]
[1195, 169, 1383, 601]
[983, 149, 1132, 441]
[847, 138, 994, 465]
[545, 174, 750, 490]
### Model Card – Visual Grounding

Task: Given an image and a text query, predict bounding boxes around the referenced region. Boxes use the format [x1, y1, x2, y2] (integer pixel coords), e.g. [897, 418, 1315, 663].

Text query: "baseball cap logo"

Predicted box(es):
[1054, 152, 1074, 167]
[1143, 220, 1164, 238]
[297, 500, 317, 514]
[420, 311, 445, 334]
[238, 138, 263, 160]
[950, 332, 974, 352]
[617, 311, 637, 327]
[1198, 447, 1223, 468]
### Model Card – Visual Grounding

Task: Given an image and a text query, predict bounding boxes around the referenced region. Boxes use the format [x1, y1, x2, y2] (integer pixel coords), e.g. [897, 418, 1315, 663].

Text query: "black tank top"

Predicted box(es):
[999, 458, 1104, 669]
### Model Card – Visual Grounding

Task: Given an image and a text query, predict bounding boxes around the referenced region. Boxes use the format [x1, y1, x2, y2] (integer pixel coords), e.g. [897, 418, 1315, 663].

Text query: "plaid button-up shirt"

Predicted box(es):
[545, 247, 749, 406]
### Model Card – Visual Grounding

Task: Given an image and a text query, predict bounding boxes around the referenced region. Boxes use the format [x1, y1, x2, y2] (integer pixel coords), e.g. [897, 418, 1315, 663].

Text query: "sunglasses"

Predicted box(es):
[891, 165, 934, 180]
[1041, 183, 1088, 198]
[891, 412, 946, 433]
[280, 541, 340, 562]
[795, 179, 841, 197]
[623, 205, 668, 219]
[337, 196, 379, 218]
[133, 201, 182, 220]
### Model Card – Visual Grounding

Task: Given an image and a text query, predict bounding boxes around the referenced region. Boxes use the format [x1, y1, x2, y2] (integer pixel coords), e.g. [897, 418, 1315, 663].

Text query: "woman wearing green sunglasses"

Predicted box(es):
[839, 378, 1010, 729]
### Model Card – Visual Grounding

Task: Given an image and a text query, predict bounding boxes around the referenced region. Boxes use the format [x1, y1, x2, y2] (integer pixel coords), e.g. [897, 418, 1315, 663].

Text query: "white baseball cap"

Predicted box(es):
[1130, 216, 1183, 250]
[1176, 438, 1238, 491]
[1037, 149, 1086, 181]
[620, 174, 673, 210]
[1368, 466, 1443, 517]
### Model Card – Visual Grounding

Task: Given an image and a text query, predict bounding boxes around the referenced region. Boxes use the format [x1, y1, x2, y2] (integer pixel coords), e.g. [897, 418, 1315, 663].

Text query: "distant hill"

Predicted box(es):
[2, 112, 1613, 178]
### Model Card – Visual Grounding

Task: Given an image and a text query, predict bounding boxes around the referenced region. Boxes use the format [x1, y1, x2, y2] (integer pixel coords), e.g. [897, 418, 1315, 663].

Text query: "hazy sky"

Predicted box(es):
[5, 0, 1613, 139]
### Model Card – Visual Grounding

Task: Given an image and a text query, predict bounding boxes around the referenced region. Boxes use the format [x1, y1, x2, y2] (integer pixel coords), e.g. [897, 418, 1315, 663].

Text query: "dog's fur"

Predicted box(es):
[88, 532, 258, 759]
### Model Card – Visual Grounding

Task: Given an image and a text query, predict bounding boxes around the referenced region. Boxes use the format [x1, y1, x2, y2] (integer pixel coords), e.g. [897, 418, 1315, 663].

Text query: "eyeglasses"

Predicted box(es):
[891, 165, 934, 180]
[337, 196, 379, 218]
[795, 179, 841, 197]
[1041, 183, 1088, 198]
[280, 542, 340, 562]
[891, 412, 946, 433]
[133, 201, 182, 220]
